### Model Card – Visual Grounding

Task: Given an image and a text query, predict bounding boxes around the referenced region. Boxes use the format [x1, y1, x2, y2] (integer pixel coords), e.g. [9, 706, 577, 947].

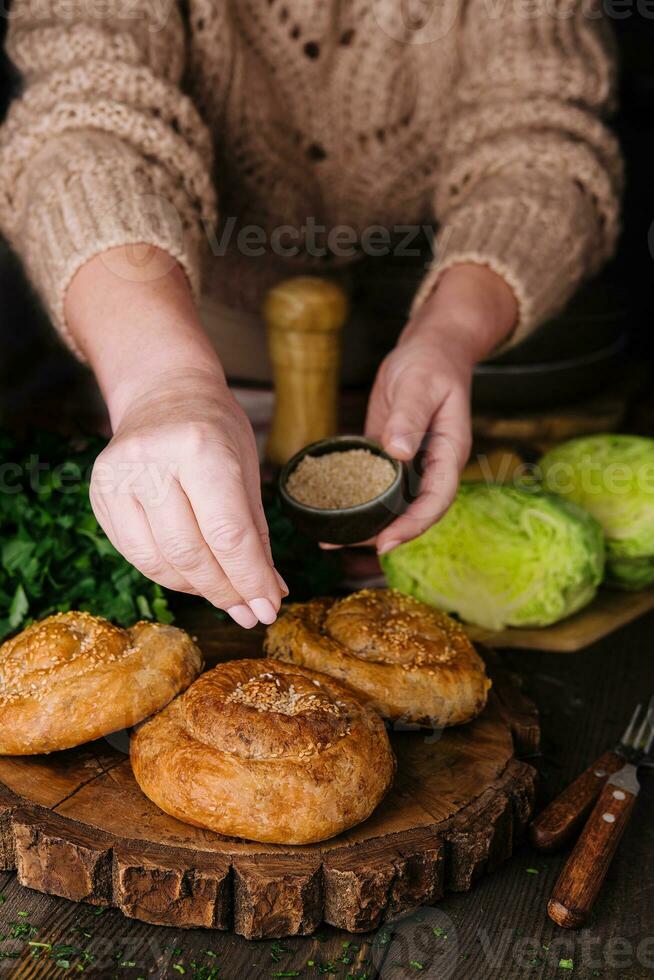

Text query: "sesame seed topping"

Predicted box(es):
[226, 675, 341, 718]
[0, 611, 140, 707]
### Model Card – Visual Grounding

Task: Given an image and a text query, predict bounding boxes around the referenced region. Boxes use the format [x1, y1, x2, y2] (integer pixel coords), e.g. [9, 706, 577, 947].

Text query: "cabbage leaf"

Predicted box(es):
[540, 434, 654, 590]
[381, 483, 604, 630]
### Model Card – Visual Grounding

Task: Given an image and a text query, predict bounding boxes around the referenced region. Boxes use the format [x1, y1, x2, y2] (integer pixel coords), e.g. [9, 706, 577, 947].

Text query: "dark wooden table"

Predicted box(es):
[1, 613, 653, 979]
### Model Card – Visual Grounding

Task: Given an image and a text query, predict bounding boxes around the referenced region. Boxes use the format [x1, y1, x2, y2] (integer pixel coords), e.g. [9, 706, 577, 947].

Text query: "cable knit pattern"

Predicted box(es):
[0, 0, 621, 352]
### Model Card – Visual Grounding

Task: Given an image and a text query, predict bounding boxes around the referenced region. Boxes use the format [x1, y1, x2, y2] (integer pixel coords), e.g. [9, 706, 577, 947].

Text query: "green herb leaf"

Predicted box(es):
[0, 431, 173, 637]
[8, 583, 29, 628]
[559, 959, 574, 971]
[271, 941, 291, 963]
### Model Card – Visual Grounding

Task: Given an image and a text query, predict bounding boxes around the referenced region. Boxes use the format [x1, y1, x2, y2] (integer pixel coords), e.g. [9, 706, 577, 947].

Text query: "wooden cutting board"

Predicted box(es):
[464, 586, 654, 653]
[0, 612, 539, 940]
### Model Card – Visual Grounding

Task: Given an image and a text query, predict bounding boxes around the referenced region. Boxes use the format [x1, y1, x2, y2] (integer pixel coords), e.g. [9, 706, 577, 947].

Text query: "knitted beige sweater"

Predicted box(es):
[0, 0, 622, 357]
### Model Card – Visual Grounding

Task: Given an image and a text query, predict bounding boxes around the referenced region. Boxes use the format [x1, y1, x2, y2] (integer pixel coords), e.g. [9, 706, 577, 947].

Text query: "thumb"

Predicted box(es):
[380, 384, 439, 461]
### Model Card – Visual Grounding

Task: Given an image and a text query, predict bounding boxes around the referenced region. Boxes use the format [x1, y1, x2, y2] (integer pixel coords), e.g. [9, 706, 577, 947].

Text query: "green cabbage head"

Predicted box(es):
[540, 435, 654, 590]
[380, 483, 605, 630]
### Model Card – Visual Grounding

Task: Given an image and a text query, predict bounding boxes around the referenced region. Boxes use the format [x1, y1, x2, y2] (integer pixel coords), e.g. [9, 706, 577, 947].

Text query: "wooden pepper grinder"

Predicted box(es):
[264, 277, 349, 466]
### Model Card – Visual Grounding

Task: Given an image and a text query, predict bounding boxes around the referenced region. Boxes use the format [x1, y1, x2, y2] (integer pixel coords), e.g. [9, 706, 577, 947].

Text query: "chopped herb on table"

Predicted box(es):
[270, 941, 291, 963]
[9, 920, 37, 939]
[559, 960, 574, 971]
[189, 963, 220, 979]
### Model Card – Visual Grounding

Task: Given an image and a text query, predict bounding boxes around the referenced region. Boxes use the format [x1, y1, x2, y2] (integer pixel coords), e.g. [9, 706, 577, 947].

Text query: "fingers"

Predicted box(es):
[364, 373, 391, 445]
[180, 454, 283, 623]
[89, 486, 197, 595]
[239, 430, 289, 597]
[378, 375, 439, 462]
[377, 438, 458, 553]
[138, 481, 258, 626]
[377, 388, 471, 553]
[319, 538, 376, 550]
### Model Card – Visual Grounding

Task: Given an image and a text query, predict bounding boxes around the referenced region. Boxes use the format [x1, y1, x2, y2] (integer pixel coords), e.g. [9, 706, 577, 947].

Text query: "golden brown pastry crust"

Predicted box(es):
[0, 612, 203, 755]
[130, 658, 396, 844]
[264, 589, 491, 727]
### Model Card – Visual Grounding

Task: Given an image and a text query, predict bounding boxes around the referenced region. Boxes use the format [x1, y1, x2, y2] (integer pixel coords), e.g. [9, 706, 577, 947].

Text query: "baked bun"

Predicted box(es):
[130, 658, 396, 844]
[264, 589, 490, 727]
[0, 612, 203, 755]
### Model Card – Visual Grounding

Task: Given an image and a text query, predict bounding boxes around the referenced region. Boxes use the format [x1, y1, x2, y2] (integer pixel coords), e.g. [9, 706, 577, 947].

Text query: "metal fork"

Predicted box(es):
[541, 698, 654, 929]
[531, 696, 654, 854]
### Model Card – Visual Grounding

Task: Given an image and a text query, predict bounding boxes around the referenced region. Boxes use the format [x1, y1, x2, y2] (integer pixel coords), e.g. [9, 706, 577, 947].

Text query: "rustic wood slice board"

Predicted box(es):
[0, 611, 539, 939]
[464, 585, 654, 653]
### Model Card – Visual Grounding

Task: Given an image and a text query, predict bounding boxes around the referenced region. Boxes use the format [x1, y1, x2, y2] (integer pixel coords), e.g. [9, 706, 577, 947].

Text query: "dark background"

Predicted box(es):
[0, 11, 653, 427]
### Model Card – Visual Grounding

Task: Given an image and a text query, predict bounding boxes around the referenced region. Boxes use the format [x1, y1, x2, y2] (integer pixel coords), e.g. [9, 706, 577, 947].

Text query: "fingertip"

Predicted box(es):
[227, 604, 259, 629]
[383, 434, 415, 460]
[382, 421, 423, 460]
[377, 539, 400, 556]
[274, 570, 290, 595]
[249, 597, 278, 626]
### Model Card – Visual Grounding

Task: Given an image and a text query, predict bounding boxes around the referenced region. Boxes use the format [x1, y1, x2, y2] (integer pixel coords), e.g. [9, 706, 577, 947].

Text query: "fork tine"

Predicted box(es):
[634, 695, 654, 750]
[621, 703, 642, 747]
[640, 696, 654, 755]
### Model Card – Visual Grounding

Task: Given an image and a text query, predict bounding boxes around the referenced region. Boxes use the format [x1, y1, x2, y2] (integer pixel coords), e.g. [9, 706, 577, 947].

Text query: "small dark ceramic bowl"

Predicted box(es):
[279, 436, 406, 545]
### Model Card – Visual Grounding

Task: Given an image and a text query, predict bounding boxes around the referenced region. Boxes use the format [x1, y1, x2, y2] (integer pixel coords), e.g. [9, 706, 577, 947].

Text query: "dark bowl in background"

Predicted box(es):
[354, 260, 629, 412]
[472, 334, 627, 411]
[279, 436, 406, 545]
[471, 276, 628, 411]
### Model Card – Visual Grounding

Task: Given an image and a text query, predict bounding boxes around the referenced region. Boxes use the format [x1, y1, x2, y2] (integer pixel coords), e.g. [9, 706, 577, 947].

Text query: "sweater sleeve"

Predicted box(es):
[0, 0, 216, 355]
[411, 0, 623, 348]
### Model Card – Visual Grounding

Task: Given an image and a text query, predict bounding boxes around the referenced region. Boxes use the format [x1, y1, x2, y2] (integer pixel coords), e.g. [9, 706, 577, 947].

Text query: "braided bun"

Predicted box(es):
[130, 658, 396, 844]
[264, 589, 490, 727]
[0, 612, 203, 754]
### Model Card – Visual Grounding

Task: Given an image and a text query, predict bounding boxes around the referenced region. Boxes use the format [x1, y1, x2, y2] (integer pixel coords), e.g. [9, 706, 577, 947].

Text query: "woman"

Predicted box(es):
[0, 1, 621, 628]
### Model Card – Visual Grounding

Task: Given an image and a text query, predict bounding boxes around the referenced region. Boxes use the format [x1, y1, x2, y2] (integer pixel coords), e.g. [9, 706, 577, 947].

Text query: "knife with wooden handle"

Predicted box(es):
[547, 764, 639, 929]
[529, 749, 624, 852]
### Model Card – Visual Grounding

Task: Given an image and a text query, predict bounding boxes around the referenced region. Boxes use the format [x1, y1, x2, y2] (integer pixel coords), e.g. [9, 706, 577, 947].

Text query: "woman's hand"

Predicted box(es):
[65, 245, 286, 628]
[366, 263, 518, 554]
[91, 371, 286, 629]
